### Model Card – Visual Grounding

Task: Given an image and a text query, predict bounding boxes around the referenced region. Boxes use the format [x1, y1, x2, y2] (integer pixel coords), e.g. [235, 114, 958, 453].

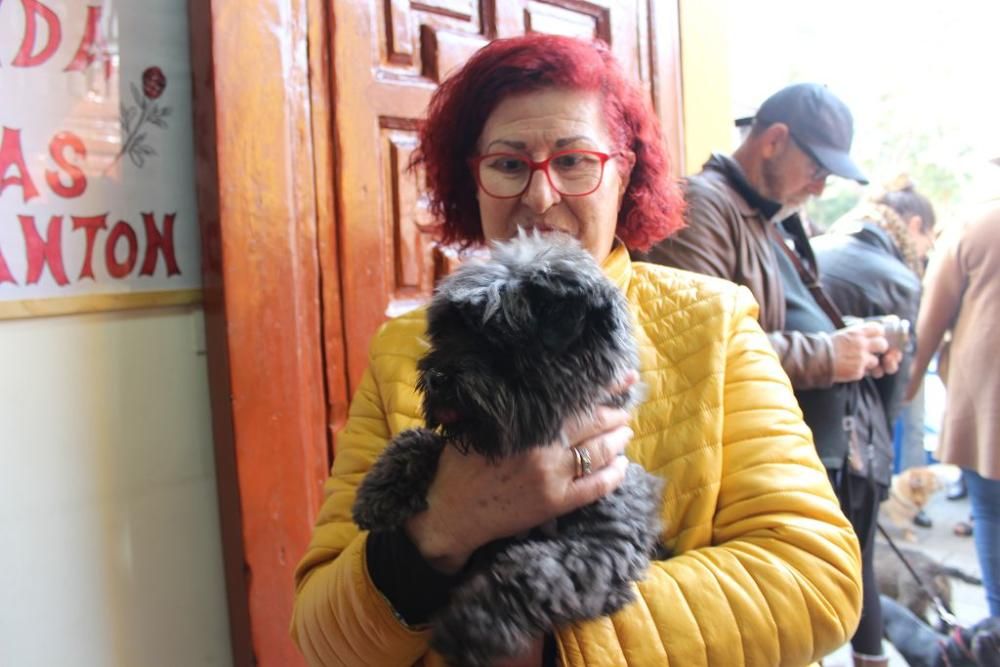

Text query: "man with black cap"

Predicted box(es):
[641, 83, 901, 667]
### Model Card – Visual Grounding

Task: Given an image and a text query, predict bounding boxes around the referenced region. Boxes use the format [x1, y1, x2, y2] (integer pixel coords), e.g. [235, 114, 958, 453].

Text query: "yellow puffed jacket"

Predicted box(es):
[292, 246, 862, 666]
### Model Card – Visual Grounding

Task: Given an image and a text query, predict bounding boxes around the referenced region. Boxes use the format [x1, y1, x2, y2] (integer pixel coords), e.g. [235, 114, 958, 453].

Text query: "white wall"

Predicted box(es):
[0, 305, 232, 667]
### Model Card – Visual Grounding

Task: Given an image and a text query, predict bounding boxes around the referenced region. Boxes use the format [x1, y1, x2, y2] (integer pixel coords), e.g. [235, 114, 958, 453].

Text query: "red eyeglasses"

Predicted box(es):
[469, 150, 619, 199]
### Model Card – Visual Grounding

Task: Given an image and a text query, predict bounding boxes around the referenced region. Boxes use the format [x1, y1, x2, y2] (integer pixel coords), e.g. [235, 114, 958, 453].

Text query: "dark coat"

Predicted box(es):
[812, 221, 922, 485]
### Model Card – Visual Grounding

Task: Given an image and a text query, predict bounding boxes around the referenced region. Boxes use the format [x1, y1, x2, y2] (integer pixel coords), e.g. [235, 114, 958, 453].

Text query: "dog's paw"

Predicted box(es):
[351, 428, 444, 530]
[351, 490, 404, 531]
[431, 589, 535, 667]
[598, 582, 637, 617]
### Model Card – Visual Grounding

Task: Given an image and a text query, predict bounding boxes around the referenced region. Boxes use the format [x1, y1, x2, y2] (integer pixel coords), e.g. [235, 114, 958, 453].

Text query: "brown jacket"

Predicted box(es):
[641, 155, 836, 390]
[909, 199, 1000, 479]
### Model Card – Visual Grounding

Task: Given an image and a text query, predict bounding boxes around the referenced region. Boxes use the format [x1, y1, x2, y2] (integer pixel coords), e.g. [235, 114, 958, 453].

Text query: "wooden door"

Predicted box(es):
[188, 1, 681, 664]
[324, 0, 683, 436]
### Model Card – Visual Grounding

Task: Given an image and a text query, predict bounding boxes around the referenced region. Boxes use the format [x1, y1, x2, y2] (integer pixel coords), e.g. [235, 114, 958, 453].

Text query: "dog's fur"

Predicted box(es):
[881, 465, 951, 541]
[876, 540, 982, 630]
[881, 595, 1000, 667]
[352, 231, 663, 667]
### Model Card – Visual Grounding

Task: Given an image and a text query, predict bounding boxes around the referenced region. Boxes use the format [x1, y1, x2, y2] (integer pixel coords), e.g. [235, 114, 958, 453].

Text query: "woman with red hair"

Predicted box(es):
[293, 34, 861, 666]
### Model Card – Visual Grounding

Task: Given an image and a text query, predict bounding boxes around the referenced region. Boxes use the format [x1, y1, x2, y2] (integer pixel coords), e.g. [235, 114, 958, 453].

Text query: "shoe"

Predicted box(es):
[913, 509, 933, 528]
[946, 477, 967, 500]
[953, 520, 973, 537]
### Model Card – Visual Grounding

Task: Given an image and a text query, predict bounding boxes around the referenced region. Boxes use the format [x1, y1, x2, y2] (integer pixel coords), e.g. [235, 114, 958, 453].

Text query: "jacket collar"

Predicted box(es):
[851, 221, 903, 258]
[601, 242, 632, 293]
[830, 203, 920, 275]
[704, 153, 783, 220]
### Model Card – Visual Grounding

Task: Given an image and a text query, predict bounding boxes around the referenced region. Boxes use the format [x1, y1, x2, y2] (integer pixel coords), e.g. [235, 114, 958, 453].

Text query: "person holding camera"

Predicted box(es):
[813, 178, 937, 488]
[640, 83, 902, 666]
[810, 180, 937, 660]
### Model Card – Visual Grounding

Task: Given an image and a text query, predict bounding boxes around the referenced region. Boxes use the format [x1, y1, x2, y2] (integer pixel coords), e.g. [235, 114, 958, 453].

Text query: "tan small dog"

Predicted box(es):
[880, 465, 957, 541]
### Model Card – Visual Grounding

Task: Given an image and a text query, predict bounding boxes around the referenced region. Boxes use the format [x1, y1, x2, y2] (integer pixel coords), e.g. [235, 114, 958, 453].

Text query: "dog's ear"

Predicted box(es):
[908, 474, 929, 506]
[909, 469, 940, 493]
[427, 283, 501, 340]
[427, 256, 513, 335]
[926, 473, 942, 492]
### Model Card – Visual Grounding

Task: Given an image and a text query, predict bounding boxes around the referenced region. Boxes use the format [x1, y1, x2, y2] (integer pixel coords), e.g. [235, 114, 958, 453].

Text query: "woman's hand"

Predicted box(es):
[405, 374, 639, 574]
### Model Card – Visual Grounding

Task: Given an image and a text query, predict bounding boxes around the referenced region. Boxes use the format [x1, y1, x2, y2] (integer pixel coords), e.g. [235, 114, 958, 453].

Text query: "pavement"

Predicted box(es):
[822, 488, 986, 666]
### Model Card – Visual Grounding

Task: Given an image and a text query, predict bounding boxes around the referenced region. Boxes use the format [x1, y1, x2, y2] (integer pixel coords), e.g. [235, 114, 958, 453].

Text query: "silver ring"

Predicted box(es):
[573, 445, 592, 478]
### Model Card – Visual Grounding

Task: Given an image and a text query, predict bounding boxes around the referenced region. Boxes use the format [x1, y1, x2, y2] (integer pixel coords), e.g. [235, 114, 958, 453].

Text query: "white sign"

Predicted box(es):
[0, 0, 201, 312]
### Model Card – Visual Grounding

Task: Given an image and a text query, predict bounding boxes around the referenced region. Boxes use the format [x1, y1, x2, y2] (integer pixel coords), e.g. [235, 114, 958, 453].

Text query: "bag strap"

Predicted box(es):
[767, 221, 847, 329]
[768, 220, 875, 477]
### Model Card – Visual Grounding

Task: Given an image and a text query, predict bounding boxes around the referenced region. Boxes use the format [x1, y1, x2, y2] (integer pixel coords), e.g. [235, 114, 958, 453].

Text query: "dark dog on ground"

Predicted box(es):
[876, 540, 982, 630]
[881, 595, 1000, 667]
[352, 231, 663, 667]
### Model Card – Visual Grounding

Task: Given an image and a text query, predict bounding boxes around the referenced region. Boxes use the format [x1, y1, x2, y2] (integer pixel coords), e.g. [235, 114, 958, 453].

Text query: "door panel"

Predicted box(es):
[327, 0, 679, 437]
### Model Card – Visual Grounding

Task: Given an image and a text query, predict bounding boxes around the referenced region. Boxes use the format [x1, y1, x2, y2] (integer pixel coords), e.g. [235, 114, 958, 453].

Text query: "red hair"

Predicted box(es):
[413, 34, 683, 251]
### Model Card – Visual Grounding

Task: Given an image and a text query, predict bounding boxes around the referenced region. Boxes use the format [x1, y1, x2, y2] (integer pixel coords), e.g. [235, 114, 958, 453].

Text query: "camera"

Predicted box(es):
[879, 314, 911, 352]
[843, 314, 911, 352]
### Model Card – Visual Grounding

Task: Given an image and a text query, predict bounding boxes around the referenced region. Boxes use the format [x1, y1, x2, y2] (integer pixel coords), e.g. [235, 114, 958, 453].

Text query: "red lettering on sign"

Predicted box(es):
[11, 0, 63, 68]
[0, 243, 16, 285]
[46, 132, 88, 199]
[140, 212, 180, 276]
[105, 220, 138, 279]
[64, 5, 112, 80]
[72, 214, 107, 280]
[0, 127, 40, 203]
[20, 214, 69, 286]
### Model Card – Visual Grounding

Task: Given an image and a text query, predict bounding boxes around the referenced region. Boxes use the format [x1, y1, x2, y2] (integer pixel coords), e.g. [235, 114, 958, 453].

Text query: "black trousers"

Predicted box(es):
[829, 468, 887, 656]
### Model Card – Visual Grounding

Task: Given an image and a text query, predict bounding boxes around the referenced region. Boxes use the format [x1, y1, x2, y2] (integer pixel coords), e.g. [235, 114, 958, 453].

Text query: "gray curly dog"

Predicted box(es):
[352, 231, 664, 667]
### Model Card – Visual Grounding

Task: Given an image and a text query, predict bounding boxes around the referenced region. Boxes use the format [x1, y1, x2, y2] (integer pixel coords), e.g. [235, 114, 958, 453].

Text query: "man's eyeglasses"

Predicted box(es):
[789, 133, 832, 182]
[469, 150, 618, 199]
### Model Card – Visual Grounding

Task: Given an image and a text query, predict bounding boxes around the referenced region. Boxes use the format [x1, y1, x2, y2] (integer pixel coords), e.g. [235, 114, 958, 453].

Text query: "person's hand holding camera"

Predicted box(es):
[831, 320, 891, 382]
[875, 346, 903, 378]
[872, 315, 909, 378]
[405, 372, 639, 575]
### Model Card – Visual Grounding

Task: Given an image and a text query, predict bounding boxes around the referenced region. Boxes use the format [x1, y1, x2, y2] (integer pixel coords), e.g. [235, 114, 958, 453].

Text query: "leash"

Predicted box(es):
[877, 521, 961, 630]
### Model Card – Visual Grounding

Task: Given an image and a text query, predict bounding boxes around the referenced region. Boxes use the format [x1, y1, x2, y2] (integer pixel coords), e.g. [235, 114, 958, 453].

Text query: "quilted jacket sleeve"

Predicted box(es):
[558, 286, 863, 666]
[291, 320, 432, 666]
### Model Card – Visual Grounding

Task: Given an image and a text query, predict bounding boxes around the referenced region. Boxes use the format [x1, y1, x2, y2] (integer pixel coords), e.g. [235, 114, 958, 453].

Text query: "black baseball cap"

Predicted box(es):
[753, 83, 868, 184]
